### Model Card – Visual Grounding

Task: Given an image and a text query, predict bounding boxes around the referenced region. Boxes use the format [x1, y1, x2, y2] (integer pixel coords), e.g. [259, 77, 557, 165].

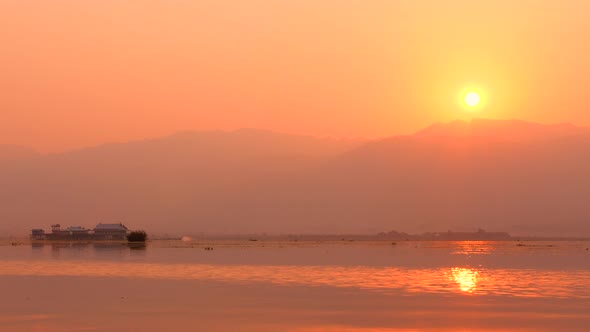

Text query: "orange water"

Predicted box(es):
[1, 241, 589, 331]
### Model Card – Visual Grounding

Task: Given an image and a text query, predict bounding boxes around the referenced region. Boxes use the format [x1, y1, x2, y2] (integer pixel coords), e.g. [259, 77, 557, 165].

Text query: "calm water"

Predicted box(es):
[0, 240, 589, 331]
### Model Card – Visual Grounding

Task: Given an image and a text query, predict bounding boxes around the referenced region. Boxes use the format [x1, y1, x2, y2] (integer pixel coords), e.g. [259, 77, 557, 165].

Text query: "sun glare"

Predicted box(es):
[464, 91, 481, 107]
[450, 268, 480, 293]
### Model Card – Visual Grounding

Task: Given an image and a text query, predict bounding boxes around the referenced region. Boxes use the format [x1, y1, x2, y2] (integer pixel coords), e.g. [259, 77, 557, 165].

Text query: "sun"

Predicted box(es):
[464, 91, 481, 107]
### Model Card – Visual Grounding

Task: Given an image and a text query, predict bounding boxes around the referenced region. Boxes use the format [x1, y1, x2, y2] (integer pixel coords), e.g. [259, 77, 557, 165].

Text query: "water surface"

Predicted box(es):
[1, 240, 588, 331]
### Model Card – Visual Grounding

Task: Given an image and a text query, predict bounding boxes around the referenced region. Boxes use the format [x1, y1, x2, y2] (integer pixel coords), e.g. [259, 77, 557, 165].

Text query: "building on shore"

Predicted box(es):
[93, 223, 128, 240]
[31, 229, 46, 240]
[31, 223, 129, 241]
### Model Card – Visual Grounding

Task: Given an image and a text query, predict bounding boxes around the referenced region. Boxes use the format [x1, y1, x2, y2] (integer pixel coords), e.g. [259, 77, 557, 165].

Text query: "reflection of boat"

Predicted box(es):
[93, 243, 127, 250]
[31, 223, 130, 241]
[128, 242, 147, 250]
[30, 242, 146, 256]
[31, 242, 45, 249]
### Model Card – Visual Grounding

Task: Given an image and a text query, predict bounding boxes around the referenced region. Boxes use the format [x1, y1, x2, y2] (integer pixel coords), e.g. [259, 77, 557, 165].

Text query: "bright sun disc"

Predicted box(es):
[464, 91, 481, 107]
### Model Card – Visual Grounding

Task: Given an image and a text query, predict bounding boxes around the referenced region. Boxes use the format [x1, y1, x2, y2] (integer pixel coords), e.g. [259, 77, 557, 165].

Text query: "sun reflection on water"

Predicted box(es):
[451, 241, 494, 255]
[450, 268, 479, 293]
[0, 259, 588, 299]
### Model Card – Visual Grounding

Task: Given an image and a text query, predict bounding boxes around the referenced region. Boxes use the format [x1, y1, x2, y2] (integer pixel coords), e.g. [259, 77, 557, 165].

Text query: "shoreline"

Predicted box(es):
[1, 237, 588, 249]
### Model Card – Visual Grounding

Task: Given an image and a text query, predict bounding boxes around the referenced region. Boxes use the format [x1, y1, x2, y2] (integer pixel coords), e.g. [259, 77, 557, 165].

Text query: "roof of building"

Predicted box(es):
[66, 226, 88, 231]
[94, 223, 128, 231]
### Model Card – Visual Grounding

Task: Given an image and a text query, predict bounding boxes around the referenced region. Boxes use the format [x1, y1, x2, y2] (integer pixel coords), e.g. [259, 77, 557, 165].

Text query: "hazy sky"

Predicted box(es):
[1, 0, 589, 152]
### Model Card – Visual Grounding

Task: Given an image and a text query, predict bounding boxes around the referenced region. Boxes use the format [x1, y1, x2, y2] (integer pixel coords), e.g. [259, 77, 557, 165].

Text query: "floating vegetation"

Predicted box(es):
[127, 231, 147, 242]
[516, 243, 555, 248]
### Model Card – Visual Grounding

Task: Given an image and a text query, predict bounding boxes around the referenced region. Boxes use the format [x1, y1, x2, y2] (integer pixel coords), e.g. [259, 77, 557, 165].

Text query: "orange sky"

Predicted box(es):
[1, 0, 589, 152]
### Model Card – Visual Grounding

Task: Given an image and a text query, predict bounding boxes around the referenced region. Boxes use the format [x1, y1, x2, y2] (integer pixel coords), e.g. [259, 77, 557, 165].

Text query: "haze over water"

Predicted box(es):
[1, 240, 589, 331]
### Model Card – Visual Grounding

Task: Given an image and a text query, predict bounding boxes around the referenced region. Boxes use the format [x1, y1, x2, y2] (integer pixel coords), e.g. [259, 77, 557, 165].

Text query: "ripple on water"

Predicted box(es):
[0, 260, 588, 299]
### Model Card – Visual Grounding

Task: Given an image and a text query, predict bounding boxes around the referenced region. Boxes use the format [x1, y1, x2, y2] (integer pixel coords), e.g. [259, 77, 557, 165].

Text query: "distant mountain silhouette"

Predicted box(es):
[281, 119, 590, 235]
[0, 130, 364, 234]
[416, 118, 590, 142]
[1, 121, 589, 237]
[0, 145, 39, 162]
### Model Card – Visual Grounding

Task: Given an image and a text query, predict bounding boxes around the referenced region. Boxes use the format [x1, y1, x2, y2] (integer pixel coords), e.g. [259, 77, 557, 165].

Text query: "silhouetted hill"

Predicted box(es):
[0, 130, 364, 234]
[416, 118, 590, 142]
[281, 120, 590, 236]
[0, 145, 39, 162]
[1, 121, 590, 237]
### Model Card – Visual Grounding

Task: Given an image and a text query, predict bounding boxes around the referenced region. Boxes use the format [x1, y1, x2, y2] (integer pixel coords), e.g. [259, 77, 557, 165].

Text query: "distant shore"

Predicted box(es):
[2, 231, 589, 247]
[148, 231, 590, 242]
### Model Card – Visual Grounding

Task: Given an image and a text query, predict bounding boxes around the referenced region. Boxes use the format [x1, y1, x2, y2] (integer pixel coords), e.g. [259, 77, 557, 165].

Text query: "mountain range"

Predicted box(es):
[1, 119, 589, 237]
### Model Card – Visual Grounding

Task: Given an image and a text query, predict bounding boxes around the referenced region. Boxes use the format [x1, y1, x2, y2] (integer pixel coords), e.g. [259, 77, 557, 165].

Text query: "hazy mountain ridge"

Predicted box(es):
[0, 145, 39, 162]
[0, 130, 365, 234]
[1, 120, 589, 236]
[300, 122, 590, 235]
[415, 118, 590, 143]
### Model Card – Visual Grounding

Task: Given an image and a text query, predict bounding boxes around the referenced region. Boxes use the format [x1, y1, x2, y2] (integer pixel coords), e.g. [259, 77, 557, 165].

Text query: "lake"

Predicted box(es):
[0, 240, 589, 331]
